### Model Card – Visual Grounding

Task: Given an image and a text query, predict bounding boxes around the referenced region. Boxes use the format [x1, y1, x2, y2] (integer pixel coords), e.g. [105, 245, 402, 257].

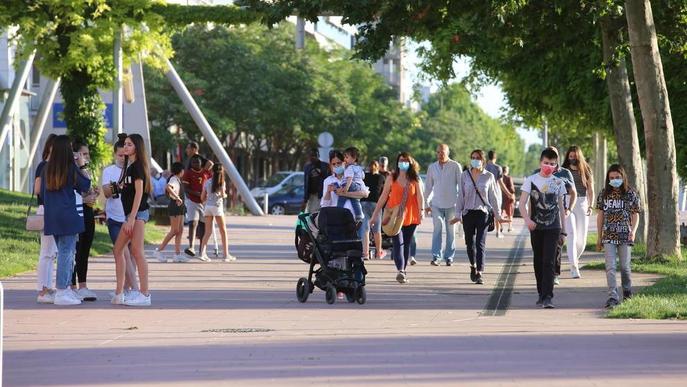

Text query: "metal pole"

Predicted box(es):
[19, 78, 60, 190]
[295, 17, 305, 50]
[0, 51, 36, 148]
[163, 58, 264, 216]
[542, 119, 548, 148]
[113, 29, 123, 134]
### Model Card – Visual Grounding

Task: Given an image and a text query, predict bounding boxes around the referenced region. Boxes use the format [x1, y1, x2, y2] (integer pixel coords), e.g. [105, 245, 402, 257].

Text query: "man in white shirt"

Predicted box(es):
[101, 141, 139, 295]
[424, 144, 463, 266]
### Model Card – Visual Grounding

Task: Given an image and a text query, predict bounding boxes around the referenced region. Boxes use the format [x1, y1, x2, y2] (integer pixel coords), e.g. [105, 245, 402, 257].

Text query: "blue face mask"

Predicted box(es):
[398, 161, 410, 171]
[334, 165, 345, 175]
[609, 178, 623, 188]
[470, 159, 482, 169]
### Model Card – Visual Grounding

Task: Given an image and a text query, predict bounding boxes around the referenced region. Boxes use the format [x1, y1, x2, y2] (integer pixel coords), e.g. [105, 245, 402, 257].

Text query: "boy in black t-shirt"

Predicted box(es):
[519, 147, 568, 309]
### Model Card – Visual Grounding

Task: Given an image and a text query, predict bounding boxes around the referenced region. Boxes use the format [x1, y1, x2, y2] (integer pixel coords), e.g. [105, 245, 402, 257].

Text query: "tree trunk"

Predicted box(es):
[625, 0, 681, 259]
[599, 16, 648, 244]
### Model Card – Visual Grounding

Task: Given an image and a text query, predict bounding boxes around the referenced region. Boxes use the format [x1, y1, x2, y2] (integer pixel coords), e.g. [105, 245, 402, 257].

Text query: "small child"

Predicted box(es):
[596, 164, 641, 309]
[336, 146, 365, 221]
[199, 163, 236, 262]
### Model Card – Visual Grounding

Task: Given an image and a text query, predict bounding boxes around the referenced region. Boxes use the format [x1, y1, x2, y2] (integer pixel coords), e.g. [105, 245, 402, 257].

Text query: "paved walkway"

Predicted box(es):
[3, 216, 687, 386]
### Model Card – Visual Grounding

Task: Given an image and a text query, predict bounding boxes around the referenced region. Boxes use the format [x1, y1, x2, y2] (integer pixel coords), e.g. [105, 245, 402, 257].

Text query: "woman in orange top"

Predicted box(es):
[371, 152, 424, 284]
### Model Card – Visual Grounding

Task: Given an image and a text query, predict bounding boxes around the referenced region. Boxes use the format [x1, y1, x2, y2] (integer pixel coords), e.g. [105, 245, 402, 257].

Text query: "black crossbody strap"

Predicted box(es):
[467, 171, 490, 209]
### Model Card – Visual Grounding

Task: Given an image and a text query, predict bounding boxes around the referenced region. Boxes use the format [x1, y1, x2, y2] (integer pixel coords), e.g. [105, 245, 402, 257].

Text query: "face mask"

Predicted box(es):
[609, 178, 623, 188]
[568, 159, 579, 166]
[334, 165, 345, 175]
[398, 161, 410, 171]
[541, 164, 556, 176]
[470, 159, 482, 169]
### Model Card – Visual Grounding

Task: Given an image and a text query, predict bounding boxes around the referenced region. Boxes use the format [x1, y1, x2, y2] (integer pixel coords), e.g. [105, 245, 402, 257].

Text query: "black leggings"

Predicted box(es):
[72, 205, 95, 286]
[463, 210, 489, 272]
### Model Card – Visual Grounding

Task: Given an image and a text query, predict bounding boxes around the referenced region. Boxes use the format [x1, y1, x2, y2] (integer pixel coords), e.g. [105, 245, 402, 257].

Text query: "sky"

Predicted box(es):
[403, 42, 541, 150]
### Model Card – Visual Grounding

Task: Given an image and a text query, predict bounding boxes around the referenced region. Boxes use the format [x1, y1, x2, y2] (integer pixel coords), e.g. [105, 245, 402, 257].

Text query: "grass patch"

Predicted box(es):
[608, 275, 687, 319]
[0, 189, 166, 279]
[582, 238, 687, 320]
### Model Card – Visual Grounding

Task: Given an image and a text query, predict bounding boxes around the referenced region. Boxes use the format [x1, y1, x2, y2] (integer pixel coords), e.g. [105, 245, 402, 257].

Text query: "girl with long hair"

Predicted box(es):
[39, 135, 91, 305]
[562, 145, 595, 278]
[154, 162, 190, 263]
[199, 163, 236, 262]
[371, 152, 425, 284]
[596, 164, 641, 309]
[34, 133, 58, 304]
[112, 133, 152, 306]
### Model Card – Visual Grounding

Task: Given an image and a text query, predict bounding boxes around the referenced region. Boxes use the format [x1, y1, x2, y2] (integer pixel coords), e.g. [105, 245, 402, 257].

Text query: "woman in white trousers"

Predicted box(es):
[562, 146, 594, 278]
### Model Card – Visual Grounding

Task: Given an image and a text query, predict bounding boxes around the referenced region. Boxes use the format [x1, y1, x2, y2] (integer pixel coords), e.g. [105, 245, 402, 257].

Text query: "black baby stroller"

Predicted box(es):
[295, 207, 367, 305]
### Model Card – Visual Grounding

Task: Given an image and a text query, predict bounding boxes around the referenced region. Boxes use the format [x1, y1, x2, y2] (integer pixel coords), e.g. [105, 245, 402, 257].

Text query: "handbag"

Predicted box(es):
[467, 171, 496, 232]
[382, 182, 410, 237]
[25, 190, 44, 232]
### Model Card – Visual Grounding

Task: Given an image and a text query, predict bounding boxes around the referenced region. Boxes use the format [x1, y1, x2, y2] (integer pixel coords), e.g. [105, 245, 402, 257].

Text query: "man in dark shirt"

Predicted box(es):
[302, 149, 330, 213]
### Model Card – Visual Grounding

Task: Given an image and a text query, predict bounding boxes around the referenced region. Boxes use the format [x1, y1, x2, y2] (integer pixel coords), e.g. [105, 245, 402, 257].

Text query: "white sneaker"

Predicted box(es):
[571, 267, 582, 279]
[71, 288, 84, 301]
[409, 257, 417, 266]
[173, 254, 190, 263]
[124, 292, 151, 306]
[37, 292, 55, 304]
[198, 254, 211, 262]
[54, 289, 81, 305]
[224, 254, 237, 262]
[154, 249, 167, 263]
[77, 288, 97, 301]
[111, 292, 126, 305]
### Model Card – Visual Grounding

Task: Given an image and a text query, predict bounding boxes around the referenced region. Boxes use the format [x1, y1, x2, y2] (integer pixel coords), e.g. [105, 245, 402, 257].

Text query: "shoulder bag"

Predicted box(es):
[382, 181, 410, 237]
[467, 172, 495, 232]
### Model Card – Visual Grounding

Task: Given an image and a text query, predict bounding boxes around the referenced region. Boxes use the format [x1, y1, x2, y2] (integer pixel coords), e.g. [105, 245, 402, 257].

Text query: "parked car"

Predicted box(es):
[250, 171, 304, 199]
[257, 185, 305, 215]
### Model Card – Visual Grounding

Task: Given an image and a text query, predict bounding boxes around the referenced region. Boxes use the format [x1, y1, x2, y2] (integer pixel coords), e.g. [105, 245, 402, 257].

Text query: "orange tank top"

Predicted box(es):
[386, 179, 420, 226]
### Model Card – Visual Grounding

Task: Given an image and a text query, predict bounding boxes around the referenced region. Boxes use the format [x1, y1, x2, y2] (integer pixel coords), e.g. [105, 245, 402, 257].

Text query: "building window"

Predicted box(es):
[31, 65, 40, 87]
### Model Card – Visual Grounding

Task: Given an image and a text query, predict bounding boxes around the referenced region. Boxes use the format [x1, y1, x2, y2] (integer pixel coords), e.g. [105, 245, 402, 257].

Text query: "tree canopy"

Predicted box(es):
[144, 23, 525, 182]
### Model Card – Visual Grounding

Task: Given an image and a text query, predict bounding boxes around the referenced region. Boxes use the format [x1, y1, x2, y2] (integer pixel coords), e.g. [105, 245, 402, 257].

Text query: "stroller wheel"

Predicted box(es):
[345, 290, 355, 303]
[355, 286, 367, 305]
[325, 285, 337, 305]
[296, 278, 311, 303]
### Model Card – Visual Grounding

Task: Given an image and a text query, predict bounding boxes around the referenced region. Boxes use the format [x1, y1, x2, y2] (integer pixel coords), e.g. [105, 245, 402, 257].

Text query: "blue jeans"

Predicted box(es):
[431, 206, 456, 262]
[357, 209, 369, 240]
[53, 234, 78, 289]
[107, 219, 124, 244]
[361, 201, 381, 233]
[392, 224, 418, 272]
[337, 182, 363, 220]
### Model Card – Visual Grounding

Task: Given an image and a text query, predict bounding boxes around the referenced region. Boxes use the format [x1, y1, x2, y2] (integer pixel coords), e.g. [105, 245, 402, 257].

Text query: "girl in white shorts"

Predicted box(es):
[199, 163, 236, 262]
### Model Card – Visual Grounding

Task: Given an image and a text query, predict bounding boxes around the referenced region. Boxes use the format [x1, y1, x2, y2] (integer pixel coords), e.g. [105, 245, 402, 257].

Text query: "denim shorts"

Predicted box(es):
[136, 209, 150, 223]
[107, 219, 124, 243]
